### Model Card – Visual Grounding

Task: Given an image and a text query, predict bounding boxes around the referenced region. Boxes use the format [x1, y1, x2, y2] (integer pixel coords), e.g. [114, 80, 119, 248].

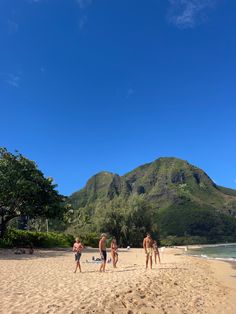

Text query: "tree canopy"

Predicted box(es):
[66, 195, 159, 247]
[0, 148, 65, 237]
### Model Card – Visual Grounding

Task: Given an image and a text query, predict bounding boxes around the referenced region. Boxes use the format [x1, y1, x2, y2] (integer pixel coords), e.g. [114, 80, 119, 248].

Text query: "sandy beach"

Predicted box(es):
[0, 248, 235, 314]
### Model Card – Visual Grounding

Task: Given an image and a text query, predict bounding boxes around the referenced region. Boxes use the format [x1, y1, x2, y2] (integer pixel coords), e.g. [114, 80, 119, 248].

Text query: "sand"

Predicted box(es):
[0, 247, 235, 314]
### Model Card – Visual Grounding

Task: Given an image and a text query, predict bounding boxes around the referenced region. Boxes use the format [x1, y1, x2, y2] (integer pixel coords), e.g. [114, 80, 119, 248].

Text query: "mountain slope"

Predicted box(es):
[69, 157, 236, 215]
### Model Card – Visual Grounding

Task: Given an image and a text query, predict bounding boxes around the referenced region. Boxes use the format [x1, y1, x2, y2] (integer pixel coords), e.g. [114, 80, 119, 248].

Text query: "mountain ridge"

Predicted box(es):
[66, 157, 236, 246]
[69, 157, 236, 216]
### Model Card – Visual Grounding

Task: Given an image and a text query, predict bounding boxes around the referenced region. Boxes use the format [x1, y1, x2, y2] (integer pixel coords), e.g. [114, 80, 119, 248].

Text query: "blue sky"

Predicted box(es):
[0, 0, 236, 195]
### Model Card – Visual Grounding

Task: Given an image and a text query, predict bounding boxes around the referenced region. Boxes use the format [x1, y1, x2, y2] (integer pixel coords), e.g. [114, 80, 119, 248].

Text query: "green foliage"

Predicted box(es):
[217, 186, 236, 197]
[27, 217, 67, 232]
[69, 172, 116, 208]
[0, 229, 74, 248]
[160, 235, 236, 246]
[71, 157, 236, 214]
[78, 232, 100, 247]
[93, 197, 126, 245]
[160, 236, 208, 246]
[66, 195, 159, 247]
[0, 237, 12, 248]
[3, 154, 231, 247]
[157, 206, 236, 241]
[0, 148, 66, 237]
[67, 157, 236, 247]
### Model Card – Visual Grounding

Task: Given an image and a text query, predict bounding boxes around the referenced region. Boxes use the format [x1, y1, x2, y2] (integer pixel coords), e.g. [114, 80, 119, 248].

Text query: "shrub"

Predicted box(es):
[0, 237, 12, 248]
[0, 229, 74, 248]
[160, 236, 208, 246]
[78, 232, 100, 247]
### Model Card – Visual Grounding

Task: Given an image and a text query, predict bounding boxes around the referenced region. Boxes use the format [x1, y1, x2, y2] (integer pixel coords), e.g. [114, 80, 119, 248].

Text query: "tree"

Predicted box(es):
[122, 195, 158, 246]
[0, 148, 65, 238]
[93, 197, 126, 245]
[93, 195, 158, 247]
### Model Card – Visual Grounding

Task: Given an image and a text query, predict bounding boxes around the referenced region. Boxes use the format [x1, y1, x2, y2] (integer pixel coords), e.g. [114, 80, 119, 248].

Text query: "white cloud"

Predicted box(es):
[6, 74, 20, 87]
[167, 0, 216, 28]
[76, 0, 93, 9]
[0, 73, 21, 88]
[234, 179, 236, 184]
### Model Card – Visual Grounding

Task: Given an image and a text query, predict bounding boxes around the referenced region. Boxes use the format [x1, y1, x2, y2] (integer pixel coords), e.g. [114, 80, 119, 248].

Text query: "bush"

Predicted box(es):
[160, 236, 208, 246]
[78, 232, 100, 247]
[0, 229, 74, 248]
[0, 237, 12, 248]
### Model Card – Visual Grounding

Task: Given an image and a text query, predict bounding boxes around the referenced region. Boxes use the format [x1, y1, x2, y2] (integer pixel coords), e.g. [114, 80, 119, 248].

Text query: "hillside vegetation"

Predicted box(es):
[67, 158, 236, 246]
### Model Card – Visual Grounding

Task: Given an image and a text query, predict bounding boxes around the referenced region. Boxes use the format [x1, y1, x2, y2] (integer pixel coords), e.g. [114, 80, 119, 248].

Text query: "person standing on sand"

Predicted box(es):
[143, 233, 154, 269]
[99, 233, 107, 272]
[153, 240, 161, 264]
[73, 238, 84, 273]
[111, 238, 118, 268]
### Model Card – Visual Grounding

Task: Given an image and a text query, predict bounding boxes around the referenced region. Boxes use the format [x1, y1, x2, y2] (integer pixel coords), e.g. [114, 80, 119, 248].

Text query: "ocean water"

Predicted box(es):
[187, 244, 236, 262]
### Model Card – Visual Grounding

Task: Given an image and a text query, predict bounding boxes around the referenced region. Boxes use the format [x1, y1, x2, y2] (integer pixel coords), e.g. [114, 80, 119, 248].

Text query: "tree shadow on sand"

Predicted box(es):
[0, 249, 71, 260]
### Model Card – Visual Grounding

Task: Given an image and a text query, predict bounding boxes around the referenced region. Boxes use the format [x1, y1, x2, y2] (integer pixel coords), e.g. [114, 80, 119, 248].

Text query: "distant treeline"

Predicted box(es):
[65, 195, 236, 247]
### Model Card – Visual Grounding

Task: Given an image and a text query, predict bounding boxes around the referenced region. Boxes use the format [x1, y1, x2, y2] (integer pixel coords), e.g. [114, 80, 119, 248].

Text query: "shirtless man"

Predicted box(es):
[72, 238, 84, 273]
[143, 233, 154, 269]
[99, 233, 107, 272]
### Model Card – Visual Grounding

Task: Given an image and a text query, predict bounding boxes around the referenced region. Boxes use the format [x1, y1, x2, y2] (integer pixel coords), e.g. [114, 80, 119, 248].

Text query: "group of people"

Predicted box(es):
[72, 232, 160, 273]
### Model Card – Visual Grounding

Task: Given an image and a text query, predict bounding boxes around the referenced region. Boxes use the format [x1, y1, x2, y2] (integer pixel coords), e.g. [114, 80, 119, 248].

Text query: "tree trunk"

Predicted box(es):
[0, 218, 7, 238]
[0, 216, 14, 238]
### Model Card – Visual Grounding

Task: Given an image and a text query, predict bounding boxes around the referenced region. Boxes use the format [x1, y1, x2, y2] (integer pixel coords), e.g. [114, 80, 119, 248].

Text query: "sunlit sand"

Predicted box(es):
[0, 248, 235, 314]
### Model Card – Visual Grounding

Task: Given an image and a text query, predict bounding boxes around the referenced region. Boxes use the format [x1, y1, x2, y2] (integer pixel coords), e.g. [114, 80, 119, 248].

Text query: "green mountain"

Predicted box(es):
[70, 157, 236, 214]
[68, 157, 236, 245]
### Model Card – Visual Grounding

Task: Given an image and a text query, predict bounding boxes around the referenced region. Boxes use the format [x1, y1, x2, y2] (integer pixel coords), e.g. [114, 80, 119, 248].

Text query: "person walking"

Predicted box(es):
[72, 238, 84, 273]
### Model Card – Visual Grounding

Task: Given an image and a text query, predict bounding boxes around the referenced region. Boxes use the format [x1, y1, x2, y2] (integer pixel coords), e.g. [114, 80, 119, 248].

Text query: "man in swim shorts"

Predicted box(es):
[99, 233, 107, 272]
[143, 233, 154, 269]
[72, 238, 84, 273]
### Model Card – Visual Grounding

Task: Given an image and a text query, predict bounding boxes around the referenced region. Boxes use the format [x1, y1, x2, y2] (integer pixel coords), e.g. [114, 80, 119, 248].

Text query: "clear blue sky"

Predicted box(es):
[1, 0, 236, 195]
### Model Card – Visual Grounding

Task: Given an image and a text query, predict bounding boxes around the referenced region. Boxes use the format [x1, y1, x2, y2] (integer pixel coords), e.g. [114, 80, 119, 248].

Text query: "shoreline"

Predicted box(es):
[175, 242, 236, 249]
[173, 243, 236, 264]
[179, 247, 236, 313]
[208, 259, 236, 313]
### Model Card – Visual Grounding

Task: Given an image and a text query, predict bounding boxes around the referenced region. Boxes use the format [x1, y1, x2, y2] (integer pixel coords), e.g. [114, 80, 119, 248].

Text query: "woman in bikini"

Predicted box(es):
[153, 240, 161, 264]
[111, 238, 118, 268]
